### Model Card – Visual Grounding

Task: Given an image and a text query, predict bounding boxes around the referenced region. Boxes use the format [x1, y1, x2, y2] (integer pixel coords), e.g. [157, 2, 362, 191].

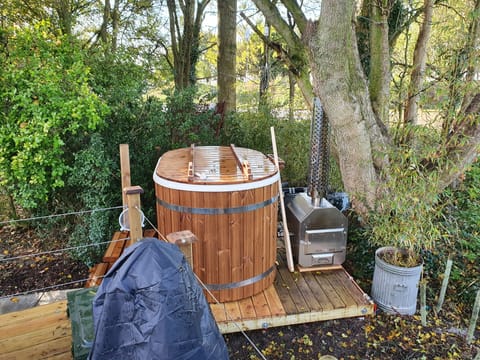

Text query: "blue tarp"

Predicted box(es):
[88, 238, 229, 360]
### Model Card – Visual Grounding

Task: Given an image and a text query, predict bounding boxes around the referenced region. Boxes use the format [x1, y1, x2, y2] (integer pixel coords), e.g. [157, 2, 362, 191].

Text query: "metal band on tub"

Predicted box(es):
[156, 194, 278, 215]
[204, 265, 275, 291]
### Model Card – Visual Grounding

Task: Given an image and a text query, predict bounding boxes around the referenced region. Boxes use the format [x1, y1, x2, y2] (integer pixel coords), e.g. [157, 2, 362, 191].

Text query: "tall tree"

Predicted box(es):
[438, 0, 480, 187]
[369, 0, 392, 125]
[259, 21, 270, 107]
[111, 0, 120, 52]
[459, 0, 480, 115]
[217, 0, 237, 112]
[94, 0, 144, 53]
[1, 0, 90, 35]
[166, 0, 211, 90]
[253, 0, 480, 219]
[98, 0, 111, 45]
[403, 0, 434, 132]
[250, 0, 313, 109]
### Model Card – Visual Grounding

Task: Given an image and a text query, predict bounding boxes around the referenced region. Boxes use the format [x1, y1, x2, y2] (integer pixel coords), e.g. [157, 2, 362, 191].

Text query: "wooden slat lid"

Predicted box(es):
[155, 146, 277, 185]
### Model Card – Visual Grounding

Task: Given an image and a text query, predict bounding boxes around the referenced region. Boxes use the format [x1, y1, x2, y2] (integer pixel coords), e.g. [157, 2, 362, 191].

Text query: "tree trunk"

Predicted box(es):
[403, 0, 434, 131]
[167, 0, 210, 91]
[251, 0, 313, 109]
[369, 0, 391, 125]
[54, 0, 73, 36]
[217, 0, 237, 113]
[252, 0, 479, 219]
[99, 0, 111, 45]
[308, 0, 388, 214]
[111, 0, 120, 53]
[437, 0, 480, 190]
[459, 0, 480, 115]
[259, 22, 270, 108]
[288, 71, 295, 121]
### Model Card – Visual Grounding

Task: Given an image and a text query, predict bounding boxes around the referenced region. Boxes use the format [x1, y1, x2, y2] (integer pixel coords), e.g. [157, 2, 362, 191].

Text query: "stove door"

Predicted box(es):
[304, 228, 346, 254]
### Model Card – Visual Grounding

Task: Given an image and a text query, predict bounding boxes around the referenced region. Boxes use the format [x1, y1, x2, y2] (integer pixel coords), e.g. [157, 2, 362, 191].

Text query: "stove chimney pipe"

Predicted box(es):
[307, 97, 330, 207]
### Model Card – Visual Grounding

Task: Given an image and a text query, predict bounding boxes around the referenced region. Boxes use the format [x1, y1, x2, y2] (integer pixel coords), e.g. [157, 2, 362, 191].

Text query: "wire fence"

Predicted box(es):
[0, 205, 128, 300]
[0, 205, 124, 226]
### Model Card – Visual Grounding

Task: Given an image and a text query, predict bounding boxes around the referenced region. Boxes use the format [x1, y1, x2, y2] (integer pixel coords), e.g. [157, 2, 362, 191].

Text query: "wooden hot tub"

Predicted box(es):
[153, 145, 279, 302]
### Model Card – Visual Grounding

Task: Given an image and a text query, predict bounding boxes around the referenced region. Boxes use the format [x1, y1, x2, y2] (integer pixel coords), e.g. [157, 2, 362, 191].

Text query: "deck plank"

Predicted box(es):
[0, 310, 67, 339]
[324, 270, 359, 308]
[315, 271, 347, 309]
[251, 291, 272, 318]
[294, 272, 323, 312]
[276, 265, 309, 314]
[0, 319, 70, 353]
[238, 297, 257, 320]
[334, 269, 371, 306]
[0, 301, 67, 329]
[263, 283, 286, 317]
[273, 267, 298, 314]
[210, 303, 227, 323]
[1, 335, 72, 360]
[224, 300, 242, 321]
[302, 271, 334, 311]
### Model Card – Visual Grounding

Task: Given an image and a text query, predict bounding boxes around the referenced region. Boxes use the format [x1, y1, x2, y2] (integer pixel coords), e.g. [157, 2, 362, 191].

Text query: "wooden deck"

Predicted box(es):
[212, 250, 374, 333]
[0, 231, 374, 358]
[0, 300, 71, 359]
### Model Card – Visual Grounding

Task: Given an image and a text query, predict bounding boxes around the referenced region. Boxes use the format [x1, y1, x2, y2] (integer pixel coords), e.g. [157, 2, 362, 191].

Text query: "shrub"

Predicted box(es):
[66, 134, 118, 266]
[232, 111, 312, 188]
[0, 22, 107, 210]
[436, 162, 480, 304]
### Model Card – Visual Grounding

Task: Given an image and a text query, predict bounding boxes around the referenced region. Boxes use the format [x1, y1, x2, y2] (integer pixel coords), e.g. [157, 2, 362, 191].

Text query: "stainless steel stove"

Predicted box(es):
[286, 192, 347, 267]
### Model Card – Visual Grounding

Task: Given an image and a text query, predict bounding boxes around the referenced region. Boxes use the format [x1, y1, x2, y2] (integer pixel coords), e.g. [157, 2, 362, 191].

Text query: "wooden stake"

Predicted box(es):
[474, 349, 480, 360]
[420, 280, 427, 326]
[435, 258, 453, 313]
[124, 185, 144, 246]
[120, 144, 131, 207]
[270, 126, 294, 272]
[466, 289, 480, 344]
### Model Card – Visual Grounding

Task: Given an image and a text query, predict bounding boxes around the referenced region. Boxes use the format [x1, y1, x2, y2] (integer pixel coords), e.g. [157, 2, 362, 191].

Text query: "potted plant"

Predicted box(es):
[366, 162, 443, 315]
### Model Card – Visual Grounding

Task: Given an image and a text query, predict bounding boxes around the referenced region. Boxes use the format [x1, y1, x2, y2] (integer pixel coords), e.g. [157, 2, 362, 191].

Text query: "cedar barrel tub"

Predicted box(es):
[153, 145, 279, 302]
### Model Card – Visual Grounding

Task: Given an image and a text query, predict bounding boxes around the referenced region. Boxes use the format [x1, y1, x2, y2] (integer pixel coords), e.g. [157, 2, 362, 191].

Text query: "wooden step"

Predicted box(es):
[85, 262, 109, 288]
[87, 230, 159, 287]
[103, 230, 129, 263]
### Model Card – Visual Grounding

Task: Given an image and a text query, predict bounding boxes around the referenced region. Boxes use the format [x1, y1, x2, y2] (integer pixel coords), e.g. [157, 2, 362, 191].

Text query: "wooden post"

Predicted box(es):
[120, 144, 131, 208]
[467, 289, 480, 344]
[271, 126, 294, 272]
[166, 230, 197, 269]
[124, 185, 144, 246]
[435, 258, 453, 313]
[420, 280, 427, 326]
[475, 350, 480, 360]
